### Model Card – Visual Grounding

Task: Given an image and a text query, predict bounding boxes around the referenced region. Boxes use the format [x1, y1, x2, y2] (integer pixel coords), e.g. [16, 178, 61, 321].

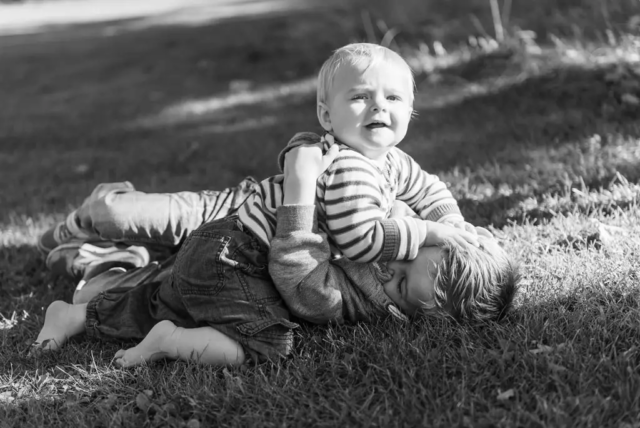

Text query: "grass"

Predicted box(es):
[2, 1, 640, 426]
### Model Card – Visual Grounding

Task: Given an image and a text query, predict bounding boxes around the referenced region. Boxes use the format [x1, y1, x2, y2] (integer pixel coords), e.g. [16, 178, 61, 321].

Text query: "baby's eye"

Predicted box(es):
[351, 94, 368, 100]
[387, 95, 402, 102]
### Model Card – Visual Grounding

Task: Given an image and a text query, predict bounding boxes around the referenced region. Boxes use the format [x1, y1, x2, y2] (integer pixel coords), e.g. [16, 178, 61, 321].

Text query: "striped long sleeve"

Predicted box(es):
[317, 146, 462, 263]
[239, 132, 463, 263]
[391, 149, 463, 224]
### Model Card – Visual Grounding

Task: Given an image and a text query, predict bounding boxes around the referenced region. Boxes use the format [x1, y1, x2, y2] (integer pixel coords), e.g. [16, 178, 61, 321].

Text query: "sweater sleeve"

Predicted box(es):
[393, 150, 464, 224]
[269, 205, 393, 324]
[321, 153, 429, 262]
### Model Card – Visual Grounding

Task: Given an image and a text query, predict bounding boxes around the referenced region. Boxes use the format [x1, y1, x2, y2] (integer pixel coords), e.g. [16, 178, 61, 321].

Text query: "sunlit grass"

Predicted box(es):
[2, 1, 640, 426]
[132, 77, 316, 129]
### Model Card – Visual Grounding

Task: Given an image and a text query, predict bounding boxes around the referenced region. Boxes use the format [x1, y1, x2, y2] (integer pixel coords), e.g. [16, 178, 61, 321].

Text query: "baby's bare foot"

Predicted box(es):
[31, 301, 86, 354]
[113, 320, 177, 368]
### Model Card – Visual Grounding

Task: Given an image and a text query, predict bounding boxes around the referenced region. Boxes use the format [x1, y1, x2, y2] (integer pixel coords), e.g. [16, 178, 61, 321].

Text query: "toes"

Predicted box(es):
[28, 342, 44, 357]
[28, 339, 55, 356]
[113, 350, 128, 367]
[113, 349, 138, 368]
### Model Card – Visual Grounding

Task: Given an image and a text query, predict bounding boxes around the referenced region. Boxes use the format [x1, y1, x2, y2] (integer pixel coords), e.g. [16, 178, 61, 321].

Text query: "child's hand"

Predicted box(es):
[283, 143, 339, 205]
[445, 219, 478, 236]
[423, 220, 480, 248]
[389, 201, 419, 219]
[284, 143, 339, 181]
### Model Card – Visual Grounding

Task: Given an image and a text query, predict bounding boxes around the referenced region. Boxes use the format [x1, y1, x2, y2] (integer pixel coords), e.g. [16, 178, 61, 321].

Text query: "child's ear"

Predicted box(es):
[317, 102, 332, 132]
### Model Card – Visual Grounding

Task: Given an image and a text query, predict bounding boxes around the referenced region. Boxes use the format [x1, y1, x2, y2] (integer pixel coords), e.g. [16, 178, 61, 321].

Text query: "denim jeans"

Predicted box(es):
[85, 216, 298, 363]
[75, 177, 258, 249]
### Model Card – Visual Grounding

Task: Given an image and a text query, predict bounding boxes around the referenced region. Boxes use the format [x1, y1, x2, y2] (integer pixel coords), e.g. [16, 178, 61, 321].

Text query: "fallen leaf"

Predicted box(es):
[497, 388, 515, 401]
[100, 394, 118, 409]
[529, 344, 554, 354]
[621, 93, 640, 106]
[0, 391, 14, 403]
[186, 419, 201, 428]
[548, 363, 567, 372]
[223, 368, 244, 393]
[136, 392, 151, 412]
[162, 402, 180, 417]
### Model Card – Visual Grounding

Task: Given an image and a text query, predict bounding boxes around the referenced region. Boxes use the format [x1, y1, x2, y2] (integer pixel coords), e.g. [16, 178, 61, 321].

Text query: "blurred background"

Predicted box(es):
[2, 0, 640, 230]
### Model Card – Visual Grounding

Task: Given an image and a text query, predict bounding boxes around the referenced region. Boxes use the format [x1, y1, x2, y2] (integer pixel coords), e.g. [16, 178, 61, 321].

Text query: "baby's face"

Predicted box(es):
[383, 246, 442, 316]
[322, 60, 413, 162]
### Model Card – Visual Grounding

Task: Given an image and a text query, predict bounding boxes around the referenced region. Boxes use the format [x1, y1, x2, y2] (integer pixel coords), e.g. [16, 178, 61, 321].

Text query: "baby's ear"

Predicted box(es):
[317, 102, 332, 132]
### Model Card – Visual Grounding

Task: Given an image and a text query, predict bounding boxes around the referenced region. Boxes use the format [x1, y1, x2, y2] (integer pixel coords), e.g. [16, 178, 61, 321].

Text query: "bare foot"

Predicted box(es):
[31, 301, 87, 354]
[113, 320, 177, 368]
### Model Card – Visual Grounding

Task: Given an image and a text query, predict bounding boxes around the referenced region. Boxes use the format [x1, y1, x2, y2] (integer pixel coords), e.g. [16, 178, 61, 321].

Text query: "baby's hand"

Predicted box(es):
[284, 143, 339, 182]
[444, 220, 478, 236]
[389, 201, 419, 219]
[444, 219, 496, 240]
[282, 143, 339, 205]
[424, 221, 480, 248]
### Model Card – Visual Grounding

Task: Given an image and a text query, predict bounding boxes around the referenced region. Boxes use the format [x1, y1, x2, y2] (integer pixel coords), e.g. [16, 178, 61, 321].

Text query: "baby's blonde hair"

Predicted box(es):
[317, 43, 415, 106]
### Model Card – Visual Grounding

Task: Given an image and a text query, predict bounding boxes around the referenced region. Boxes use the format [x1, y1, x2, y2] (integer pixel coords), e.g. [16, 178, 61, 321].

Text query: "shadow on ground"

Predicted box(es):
[1, 3, 639, 228]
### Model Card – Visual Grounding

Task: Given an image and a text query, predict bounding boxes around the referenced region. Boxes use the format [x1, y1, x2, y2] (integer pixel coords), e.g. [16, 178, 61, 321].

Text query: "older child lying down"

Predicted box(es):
[31, 144, 519, 367]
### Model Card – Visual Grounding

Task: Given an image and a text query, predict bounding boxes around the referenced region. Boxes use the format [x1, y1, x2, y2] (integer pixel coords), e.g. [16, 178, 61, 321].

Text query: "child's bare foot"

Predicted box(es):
[31, 301, 87, 354]
[113, 320, 177, 368]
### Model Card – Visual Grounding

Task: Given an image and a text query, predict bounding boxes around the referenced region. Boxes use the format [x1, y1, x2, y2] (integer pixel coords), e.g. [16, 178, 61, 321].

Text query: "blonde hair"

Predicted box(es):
[425, 237, 520, 323]
[317, 43, 415, 106]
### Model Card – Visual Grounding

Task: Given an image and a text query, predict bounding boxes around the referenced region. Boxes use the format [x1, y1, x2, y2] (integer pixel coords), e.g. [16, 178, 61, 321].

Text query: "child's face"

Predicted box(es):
[320, 60, 413, 162]
[383, 246, 442, 316]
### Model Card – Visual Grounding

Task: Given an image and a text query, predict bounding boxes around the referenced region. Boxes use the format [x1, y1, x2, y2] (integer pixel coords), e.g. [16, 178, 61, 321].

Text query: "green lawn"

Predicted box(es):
[2, 2, 640, 427]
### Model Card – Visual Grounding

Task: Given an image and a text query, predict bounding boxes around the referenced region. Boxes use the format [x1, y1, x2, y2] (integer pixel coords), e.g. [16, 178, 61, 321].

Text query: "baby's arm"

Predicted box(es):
[392, 151, 481, 247]
[393, 151, 463, 223]
[270, 144, 387, 324]
[390, 200, 482, 248]
[321, 155, 478, 262]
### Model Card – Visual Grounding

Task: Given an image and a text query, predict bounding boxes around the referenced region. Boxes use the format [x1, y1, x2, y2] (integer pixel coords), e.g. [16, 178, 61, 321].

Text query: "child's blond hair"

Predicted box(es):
[428, 237, 520, 322]
[317, 43, 415, 106]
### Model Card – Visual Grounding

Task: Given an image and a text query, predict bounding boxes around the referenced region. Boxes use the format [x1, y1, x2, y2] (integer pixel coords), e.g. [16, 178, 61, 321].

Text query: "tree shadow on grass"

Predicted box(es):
[2, 3, 640, 229]
[0, 5, 360, 220]
[401, 59, 640, 227]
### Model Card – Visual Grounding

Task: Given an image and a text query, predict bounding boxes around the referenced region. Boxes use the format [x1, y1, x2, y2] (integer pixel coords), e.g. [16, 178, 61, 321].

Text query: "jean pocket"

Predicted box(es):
[173, 232, 230, 297]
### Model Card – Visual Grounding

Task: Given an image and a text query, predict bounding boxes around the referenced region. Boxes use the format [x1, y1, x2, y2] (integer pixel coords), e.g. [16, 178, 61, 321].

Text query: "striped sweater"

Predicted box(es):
[238, 132, 463, 262]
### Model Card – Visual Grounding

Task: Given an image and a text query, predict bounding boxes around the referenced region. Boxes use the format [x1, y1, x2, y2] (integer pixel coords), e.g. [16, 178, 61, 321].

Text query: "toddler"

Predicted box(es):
[238, 43, 477, 264]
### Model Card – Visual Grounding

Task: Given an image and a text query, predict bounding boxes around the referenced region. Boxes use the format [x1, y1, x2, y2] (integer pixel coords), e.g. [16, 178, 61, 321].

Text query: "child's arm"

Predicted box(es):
[269, 145, 392, 324]
[320, 151, 478, 263]
[392, 150, 464, 224]
[392, 200, 491, 244]
[391, 150, 483, 247]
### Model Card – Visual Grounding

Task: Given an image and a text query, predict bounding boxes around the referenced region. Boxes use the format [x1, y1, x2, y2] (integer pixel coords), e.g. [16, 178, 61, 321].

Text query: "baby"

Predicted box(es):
[238, 43, 478, 265]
